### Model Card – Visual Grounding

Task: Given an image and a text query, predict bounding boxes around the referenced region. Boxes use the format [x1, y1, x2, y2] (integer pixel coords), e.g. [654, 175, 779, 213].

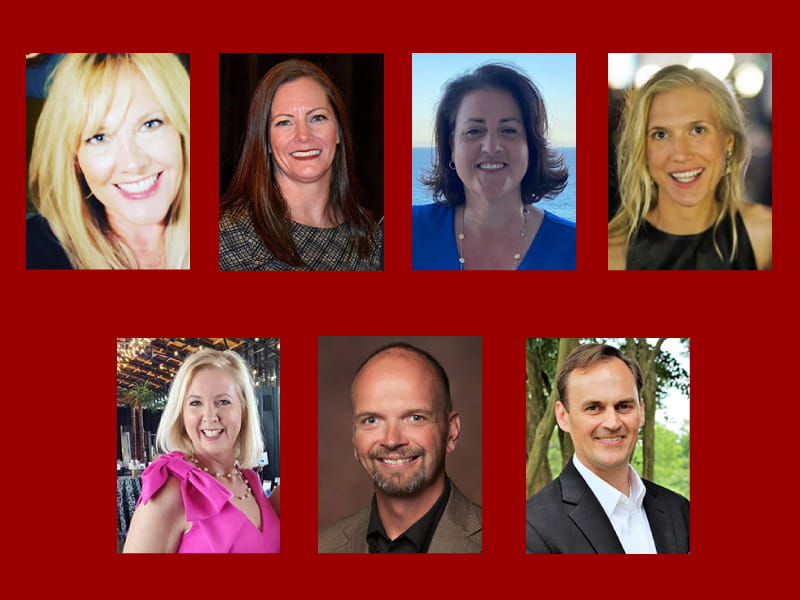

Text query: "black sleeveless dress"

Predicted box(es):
[626, 212, 756, 270]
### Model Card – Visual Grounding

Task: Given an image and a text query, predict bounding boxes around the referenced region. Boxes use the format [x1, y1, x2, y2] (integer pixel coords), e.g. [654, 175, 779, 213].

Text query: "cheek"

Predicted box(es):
[77, 151, 114, 186]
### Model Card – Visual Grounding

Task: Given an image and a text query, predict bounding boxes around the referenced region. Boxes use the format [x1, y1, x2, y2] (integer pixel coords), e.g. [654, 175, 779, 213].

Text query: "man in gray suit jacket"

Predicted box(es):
[526, 343, 689, 554]
[319, 343, 482, 553]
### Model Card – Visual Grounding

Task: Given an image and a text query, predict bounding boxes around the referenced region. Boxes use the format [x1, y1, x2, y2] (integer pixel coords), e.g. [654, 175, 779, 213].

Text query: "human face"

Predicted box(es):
[269, 77, 339, 187]
[646, 86, 733, 210]
[452, 88, 529, 203]
[182, 368, 243, 460]
[352, 351, 459, 497]
[77, 68, 183, 232]
[556, 358, 644, 484]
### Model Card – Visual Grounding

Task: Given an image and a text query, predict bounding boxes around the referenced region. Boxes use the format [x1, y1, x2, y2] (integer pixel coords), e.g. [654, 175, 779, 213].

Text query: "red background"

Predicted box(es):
[10, 4, 788, 596]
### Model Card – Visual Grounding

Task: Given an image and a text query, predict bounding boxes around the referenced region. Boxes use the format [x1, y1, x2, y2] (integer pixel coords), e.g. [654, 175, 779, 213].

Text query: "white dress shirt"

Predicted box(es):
[572, 455, 657, 554]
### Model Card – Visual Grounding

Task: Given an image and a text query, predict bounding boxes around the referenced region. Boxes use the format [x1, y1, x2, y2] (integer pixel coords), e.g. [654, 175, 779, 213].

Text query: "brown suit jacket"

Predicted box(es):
[318, 482, 482, 553]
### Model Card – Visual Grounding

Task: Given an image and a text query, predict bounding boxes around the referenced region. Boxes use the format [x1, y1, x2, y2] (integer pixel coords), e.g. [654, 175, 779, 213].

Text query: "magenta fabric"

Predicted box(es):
[138, 451, 279, 553]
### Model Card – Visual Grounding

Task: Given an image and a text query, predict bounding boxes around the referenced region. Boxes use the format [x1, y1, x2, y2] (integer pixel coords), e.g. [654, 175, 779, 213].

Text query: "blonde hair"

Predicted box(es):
[156, 349, 265, 467]
[29, 53, 190, 269]
[610, 65, 750, 260]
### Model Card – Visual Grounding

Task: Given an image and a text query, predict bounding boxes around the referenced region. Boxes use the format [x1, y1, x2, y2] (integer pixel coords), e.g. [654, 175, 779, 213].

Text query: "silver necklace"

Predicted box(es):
[457, 205, 530, 270]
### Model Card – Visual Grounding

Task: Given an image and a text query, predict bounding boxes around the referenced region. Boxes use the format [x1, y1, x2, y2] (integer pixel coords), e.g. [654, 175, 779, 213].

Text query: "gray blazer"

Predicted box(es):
[319, 482, 482, 553]
[526, 458, 689, 554]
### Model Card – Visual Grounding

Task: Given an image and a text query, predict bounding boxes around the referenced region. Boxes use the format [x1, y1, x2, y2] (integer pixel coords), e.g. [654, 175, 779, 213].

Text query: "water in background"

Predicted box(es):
[412, 147, 576, 223]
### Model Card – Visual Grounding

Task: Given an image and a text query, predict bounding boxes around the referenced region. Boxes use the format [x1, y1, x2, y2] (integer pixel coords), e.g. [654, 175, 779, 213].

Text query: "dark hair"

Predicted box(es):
[354, 342, 452, 416]
[422, 63, 568, 206]
[556, 343, 643, 410]
[220, 59, 376, 267]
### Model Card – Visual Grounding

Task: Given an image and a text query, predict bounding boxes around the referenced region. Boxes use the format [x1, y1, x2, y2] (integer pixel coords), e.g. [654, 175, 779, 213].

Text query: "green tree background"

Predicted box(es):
[529, 338, 690, 500]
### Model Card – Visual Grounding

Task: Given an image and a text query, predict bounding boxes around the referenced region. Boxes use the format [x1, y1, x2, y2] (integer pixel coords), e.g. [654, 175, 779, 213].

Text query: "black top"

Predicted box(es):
[26, 214, 72, 269]
[366, 477, 451, 553]
[626, 211, 757, 270]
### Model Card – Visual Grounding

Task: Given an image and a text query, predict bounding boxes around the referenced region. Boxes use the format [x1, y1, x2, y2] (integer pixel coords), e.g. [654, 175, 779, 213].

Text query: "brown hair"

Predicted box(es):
[220, 59, 376, 267]
[556, 343, 643, 410]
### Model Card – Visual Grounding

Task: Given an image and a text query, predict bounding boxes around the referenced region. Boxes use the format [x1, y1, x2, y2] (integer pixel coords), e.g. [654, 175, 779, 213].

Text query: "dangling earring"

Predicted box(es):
[448, 160, 456, 170]
[724, 148, 733, 176]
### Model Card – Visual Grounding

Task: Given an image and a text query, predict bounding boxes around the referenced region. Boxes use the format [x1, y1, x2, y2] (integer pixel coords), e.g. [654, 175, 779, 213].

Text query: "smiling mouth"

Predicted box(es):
[477, 162, 507, 170]
[378, 456, 419, 467]
[595, 436, 624, 444]
[115, 173, 160, 194]
[670, 168, 703, 183]
[201, 429, 224, 438]
[291, 150, 322, 158]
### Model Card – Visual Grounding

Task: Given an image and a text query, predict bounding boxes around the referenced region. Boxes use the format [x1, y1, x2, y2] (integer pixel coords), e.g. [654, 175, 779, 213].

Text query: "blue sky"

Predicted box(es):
[412, 53, 576, 147]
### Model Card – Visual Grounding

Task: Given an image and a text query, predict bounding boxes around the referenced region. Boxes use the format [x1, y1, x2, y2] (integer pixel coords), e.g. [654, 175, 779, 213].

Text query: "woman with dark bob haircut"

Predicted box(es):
[413, 63, 575, 270]
[219, 59, 382, 271]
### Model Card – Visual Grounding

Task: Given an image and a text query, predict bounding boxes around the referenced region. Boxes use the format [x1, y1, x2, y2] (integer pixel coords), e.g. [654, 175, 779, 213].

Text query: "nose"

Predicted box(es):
[600, 406, 622, 431]
[381, 419, 408, 450]
[670, 134, 692, 161]
[202, 403, 219, 423]
[481, 130, 501, 154]
[294, 120, 312, 142]
[118, 133, 148, 172]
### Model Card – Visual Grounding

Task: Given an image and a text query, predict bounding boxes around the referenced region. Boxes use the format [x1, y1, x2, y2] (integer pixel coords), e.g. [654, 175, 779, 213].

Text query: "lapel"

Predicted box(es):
[560, 459, 625, 554]
[642, 482, 677, 553]
[428, 483, 482, 553]
[340, 507, 370, 553]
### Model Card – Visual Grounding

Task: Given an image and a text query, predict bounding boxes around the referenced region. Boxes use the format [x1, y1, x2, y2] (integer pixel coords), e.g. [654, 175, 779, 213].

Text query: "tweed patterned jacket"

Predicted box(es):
[219, 203, 383, 271]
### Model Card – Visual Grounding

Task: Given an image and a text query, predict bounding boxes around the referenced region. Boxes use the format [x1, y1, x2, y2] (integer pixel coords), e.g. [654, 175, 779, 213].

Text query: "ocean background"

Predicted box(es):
[412, 147, 576, 223]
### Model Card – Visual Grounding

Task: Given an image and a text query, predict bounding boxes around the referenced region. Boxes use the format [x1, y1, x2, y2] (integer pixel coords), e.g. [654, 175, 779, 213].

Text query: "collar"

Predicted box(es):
[366, 476, 451, 553]
[572, 454, 647, 520]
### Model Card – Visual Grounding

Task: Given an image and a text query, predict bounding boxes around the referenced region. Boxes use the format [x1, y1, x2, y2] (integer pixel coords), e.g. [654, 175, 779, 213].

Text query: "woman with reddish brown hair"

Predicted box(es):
[219, 59, 382, 271]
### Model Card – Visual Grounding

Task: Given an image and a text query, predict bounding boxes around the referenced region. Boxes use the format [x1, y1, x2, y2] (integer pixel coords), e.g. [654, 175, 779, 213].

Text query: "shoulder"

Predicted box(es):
[643, 479, 689, 510]
[318, 506, 370, 553]
[522, 209, 575, 270]
[123, 471, 187, 552]
[737, 202, 772, 269]
[26, 214, 72, 269]
[413, 202, 453, 228]
[608, 234, 627, 270]
[540, 209, 576, 235]
[219, 203, 269, 270]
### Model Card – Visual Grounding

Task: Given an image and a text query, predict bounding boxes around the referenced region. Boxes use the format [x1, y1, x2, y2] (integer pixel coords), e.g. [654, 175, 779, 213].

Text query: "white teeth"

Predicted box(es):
[202, 429, 222, 438]
[598, 436, 623, 442]
[291, 150, 321, 157]
[117, 174, 157, 193]
[381, 458, 414, 465]
[478, 163, 505, 170]
[670, 168, 703, 183]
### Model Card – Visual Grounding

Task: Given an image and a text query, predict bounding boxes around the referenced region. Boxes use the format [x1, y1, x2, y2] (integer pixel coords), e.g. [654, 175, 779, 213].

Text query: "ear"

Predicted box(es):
[725, 133, 734, 155]
[555, 401, 570, 433]
[445, 412, 461, 454]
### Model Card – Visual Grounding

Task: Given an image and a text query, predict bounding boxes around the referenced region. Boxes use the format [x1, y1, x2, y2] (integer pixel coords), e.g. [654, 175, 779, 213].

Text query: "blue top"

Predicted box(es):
[412, 203, 576, 270]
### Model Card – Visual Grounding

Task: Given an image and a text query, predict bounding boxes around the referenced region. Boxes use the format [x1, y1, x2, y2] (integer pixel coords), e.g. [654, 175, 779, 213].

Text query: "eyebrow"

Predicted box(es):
[464, 117, 523, 124]
[272, 107, 329, 120]
[648, 119, 711, 131]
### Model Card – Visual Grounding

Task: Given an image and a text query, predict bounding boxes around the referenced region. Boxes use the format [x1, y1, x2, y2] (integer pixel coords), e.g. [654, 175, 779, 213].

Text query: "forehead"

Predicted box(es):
[352, 351, 441, 413]
[648, 85, 720, 127]
[271, 76, 332, 113]
[185, 367, 240, 397]
[566, 358, 638, 403]
[455, 87, 522, 124]
[83, 66, 160, 132]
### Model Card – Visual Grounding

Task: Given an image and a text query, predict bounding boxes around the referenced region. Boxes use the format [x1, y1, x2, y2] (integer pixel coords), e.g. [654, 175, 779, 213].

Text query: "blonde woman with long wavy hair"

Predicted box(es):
[608, 65, 770, 270]
[27, 53, 190, 269]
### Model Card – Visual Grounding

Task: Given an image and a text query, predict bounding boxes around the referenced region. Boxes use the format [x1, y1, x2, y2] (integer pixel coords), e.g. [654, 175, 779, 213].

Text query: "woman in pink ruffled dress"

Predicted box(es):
[123, 349, 280, 553]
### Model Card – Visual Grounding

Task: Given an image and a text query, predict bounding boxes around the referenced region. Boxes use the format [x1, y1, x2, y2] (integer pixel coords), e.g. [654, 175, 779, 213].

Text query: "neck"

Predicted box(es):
[108, 218, 166, 268]
[463, 190, 525, 230]
[277, 173, 336, 228]
[649, 196, 718, 235]
[374, 473, 446, 540]
[190, 450, 236, 475]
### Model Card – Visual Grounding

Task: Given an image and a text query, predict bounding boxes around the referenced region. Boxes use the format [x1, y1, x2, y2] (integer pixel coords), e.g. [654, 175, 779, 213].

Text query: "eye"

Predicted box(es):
[274, 119, 291, 127]
[143, 118, 164, 131]
[408, 414, 426, 422]
[361, 416, 377, 425]
[310, 114, 328, 123]
[691, 125, 707, 135]
[86, 133, 107, 144]
[501, 126, 519, 136]
[464, 127, 483, 137]
[217, 398, 231, 406]
[650, 129, 667, 141]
